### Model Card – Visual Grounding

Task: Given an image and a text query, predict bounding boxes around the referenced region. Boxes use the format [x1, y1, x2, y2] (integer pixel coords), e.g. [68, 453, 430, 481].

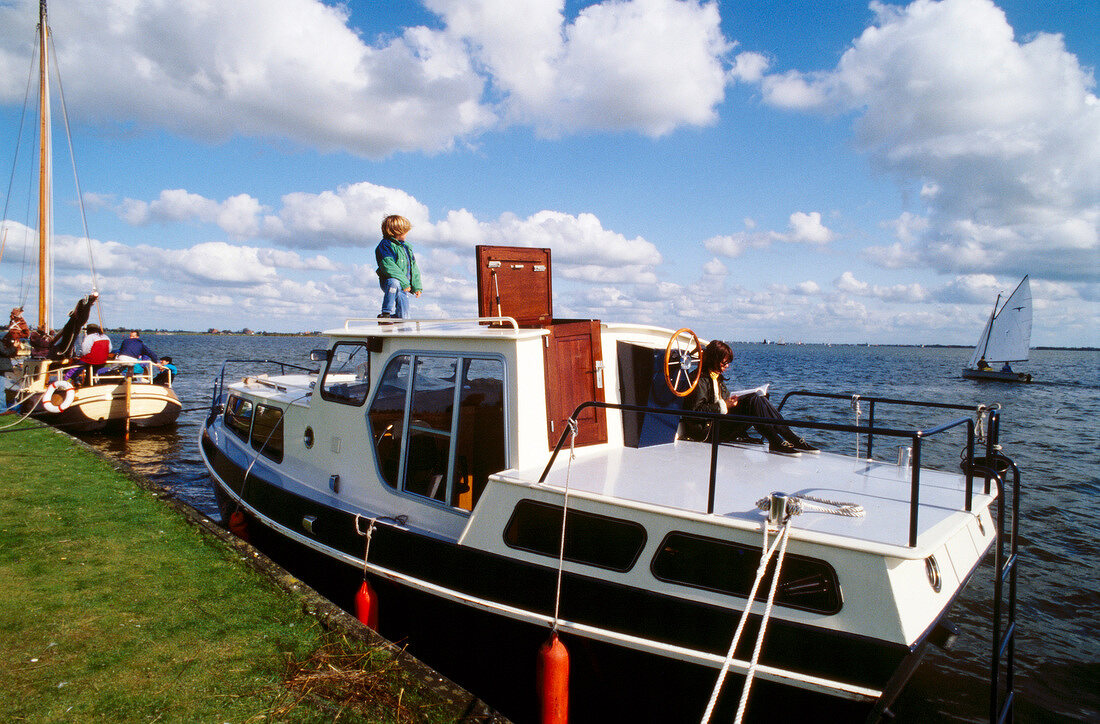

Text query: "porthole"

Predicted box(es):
[303, 426, 314, 449]
[925, 556, 942, 593]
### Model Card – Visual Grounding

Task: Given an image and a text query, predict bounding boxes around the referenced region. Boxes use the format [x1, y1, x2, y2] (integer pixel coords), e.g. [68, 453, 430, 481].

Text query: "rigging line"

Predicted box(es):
[49, 30, 100, 301]
[1, 30, 40, 271]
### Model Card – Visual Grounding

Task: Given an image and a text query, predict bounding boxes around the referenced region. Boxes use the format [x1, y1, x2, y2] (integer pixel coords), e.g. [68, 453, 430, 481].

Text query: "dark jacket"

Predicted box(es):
[119, 336, 158, 360]
[683, 372, 728, 441]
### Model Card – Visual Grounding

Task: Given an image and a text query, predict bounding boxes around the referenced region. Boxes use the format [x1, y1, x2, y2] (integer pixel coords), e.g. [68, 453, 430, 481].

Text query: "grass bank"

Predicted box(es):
[0, 418, 498, 723]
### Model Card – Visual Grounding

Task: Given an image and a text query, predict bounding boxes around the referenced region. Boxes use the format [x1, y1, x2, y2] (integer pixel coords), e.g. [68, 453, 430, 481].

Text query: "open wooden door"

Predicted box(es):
[544, 320, 606, 449]
[474, 245, 606, 449]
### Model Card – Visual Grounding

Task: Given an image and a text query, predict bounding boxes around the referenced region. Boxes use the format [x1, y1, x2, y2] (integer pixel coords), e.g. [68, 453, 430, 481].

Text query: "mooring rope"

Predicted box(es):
[734, 519, 793, 723]
[551, 418, 579, 633]
[703, 492, 866, 723]
[355, 515, 377, 577]
[701, 515, 793, 724]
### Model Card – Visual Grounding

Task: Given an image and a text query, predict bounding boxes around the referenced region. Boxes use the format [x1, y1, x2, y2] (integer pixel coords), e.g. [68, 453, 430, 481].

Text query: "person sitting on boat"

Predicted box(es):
[685, 340, 818, 456]
[65, 324, 112, 383]
[1001, 361, 1013, 373]
[28, 324, 52, 359]
[118, 330, 158, 375]
[375, 214, 422, 319]
[977, 357, 992, 371]
[1, 307, 30, 356]
[153, 356, 177, 386]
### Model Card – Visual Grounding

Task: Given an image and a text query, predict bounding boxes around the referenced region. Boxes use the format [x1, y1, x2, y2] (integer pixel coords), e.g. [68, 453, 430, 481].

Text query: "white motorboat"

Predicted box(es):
[200, 246, 1019, 722]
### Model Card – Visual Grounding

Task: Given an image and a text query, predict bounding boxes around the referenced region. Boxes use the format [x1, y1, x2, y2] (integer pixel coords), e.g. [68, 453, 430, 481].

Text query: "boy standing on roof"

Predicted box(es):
[375, 215, 422, 319]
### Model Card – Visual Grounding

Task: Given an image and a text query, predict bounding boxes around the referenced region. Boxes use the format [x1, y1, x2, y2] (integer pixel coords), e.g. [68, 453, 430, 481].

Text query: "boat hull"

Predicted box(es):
[961, 367, 1032, 383]
[18, 383, 181, 431]
[203, 428, 954, 723]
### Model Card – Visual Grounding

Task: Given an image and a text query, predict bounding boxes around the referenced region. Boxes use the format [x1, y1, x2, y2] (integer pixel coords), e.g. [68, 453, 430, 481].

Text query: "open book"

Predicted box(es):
[730, 382, 769, 398]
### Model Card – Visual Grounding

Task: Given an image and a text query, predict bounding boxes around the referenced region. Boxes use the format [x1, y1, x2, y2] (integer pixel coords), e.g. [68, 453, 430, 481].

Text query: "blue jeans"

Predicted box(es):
[379, 277, 409, 318]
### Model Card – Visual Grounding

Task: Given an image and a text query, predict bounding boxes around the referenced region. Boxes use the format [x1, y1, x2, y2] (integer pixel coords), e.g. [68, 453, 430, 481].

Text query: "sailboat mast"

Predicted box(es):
[36, 0, 52, 331]
[979, 293, 1000, 360]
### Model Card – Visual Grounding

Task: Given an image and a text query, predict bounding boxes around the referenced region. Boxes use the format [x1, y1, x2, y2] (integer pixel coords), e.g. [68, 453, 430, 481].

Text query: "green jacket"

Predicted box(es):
[375, 237, 422, 292]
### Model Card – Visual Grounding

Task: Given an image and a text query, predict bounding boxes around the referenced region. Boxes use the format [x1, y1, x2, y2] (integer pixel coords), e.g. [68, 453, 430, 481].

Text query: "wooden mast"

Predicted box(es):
[36, 0, 52, 331]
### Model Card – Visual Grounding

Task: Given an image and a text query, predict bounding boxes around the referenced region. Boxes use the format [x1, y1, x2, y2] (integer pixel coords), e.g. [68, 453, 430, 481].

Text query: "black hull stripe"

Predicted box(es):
[203, 428, 920, 694]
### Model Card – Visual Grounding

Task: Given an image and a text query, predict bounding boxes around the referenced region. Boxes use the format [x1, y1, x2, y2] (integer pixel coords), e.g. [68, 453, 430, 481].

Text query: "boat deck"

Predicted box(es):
[523, 439, 993, 555]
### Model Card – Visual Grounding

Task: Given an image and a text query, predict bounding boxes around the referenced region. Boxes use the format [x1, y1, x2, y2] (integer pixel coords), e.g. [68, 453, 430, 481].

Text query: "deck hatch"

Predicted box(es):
[503, 499, 647, 572]
[652, 531, 842, 615]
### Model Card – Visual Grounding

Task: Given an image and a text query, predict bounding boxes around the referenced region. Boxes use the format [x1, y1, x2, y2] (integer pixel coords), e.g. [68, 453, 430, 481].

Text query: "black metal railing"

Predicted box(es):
[209, 359, 318, 416]
[777, 389, 995, 460]
[541, 396, 1001, 548]
[963, 446, 1019, 724]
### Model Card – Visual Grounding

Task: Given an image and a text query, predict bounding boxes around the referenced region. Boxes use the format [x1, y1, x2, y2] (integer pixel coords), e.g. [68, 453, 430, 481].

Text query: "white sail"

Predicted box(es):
[966, 276, 1031, 368]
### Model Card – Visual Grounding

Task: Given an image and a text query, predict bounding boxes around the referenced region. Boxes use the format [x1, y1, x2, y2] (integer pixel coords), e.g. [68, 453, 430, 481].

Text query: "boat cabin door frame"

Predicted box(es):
[474, 245, 607, 449]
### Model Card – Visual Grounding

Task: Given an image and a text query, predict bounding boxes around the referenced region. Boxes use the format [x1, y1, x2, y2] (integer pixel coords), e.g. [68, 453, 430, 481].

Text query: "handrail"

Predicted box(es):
[540, 398, 990, 548]
[210, 358, 317, 416]
[341, 316, 521, 333]
[777, 390, 994, 459]
[962, 447, 1018, 724]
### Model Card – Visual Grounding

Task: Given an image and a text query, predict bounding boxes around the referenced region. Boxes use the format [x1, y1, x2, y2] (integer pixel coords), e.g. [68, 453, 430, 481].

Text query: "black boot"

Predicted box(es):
[781, 428, 820, 454]
[762, 428, 801, 456]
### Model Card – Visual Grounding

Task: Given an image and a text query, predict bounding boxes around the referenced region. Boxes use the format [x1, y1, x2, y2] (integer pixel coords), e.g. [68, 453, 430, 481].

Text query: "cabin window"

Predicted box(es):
[368, 355, 410, 487]
[224, 395, 253, 442]
[503, 500, 646, 572]
[367, 353, 506, 512]
[319, 342, 372, 406]
[250, 404, 284, 463]
[651, 532, 842, 615]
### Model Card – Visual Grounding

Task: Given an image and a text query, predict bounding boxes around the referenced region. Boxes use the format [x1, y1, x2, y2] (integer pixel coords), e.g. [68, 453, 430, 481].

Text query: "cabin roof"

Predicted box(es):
[517, 440, 990, 557]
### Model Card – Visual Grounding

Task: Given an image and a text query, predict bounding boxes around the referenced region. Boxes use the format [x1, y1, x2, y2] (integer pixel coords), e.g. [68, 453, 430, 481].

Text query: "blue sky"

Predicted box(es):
[0, 0, 1097, 346]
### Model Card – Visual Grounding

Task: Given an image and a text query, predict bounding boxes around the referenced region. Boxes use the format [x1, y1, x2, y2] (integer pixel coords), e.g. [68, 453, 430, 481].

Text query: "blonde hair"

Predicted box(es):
[381, 215, 412, 239]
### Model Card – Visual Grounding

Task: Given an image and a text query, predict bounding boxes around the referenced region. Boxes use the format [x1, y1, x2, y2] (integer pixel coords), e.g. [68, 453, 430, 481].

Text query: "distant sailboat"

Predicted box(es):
[962, 276, 1033, 383]
[2, 1, 180, 431]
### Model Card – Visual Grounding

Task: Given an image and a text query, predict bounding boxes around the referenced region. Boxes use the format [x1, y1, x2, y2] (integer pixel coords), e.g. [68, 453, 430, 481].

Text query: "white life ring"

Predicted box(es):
[42, 380, 76, 413]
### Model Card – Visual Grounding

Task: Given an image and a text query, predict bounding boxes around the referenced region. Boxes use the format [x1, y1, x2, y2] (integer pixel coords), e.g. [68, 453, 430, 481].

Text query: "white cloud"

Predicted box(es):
[753, 0, 1100, 282]
[0, 0, 493, 157]
[0, 0, 737, 154]
[407, 0, 732, 137]
[705, 211, 837, 258]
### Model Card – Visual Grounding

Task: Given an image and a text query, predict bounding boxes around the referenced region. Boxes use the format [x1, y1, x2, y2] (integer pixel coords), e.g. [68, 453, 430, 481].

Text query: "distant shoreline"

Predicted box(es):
[106, 328, 1097, 351]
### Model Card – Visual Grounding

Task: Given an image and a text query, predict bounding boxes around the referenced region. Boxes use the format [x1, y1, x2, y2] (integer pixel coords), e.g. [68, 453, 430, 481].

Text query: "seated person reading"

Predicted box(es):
[685, 339, 818, 456]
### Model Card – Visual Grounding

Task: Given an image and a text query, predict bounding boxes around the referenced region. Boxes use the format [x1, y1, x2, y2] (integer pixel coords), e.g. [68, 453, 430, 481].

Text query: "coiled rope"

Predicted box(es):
[755, 492, 866, 518]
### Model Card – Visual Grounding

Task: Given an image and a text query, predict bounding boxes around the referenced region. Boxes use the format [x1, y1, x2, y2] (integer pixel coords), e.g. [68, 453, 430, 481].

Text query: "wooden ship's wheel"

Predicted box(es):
[663, 328, 702, 397]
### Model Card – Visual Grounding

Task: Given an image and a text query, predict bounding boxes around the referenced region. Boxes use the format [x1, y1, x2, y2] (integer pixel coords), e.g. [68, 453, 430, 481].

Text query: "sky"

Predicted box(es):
[0, 0, 1097, 346]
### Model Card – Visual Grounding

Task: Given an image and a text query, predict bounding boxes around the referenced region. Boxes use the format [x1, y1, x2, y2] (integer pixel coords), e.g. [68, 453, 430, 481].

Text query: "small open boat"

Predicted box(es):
[962, 276, 1033, 383]
[1, 2, 180, 432]
[200, 246, 1020, 722]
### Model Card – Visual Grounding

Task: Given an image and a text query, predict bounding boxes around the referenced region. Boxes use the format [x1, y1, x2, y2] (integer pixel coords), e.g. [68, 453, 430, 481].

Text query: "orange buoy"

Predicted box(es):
[355, 579, 379, 630]
[537, 631, 569, 724]
[228, 509, 250, 542]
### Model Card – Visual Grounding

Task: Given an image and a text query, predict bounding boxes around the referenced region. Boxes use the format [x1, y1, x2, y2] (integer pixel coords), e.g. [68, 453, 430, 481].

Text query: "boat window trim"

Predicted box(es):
[250, 403, 285, 463]
[224, 394, 253, 442]
[318, 341, 373, 406]
[650, 530, 843, 615]
[368, 350, 508, 513]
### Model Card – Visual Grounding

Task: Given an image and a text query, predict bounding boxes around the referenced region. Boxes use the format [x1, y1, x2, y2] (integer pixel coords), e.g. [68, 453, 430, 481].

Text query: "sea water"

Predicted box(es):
[75, 334, 1100, 722]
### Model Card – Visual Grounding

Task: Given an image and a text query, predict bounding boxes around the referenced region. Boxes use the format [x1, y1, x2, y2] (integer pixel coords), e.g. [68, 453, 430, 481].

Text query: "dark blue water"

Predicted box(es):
[77, 335, 1100, 722]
